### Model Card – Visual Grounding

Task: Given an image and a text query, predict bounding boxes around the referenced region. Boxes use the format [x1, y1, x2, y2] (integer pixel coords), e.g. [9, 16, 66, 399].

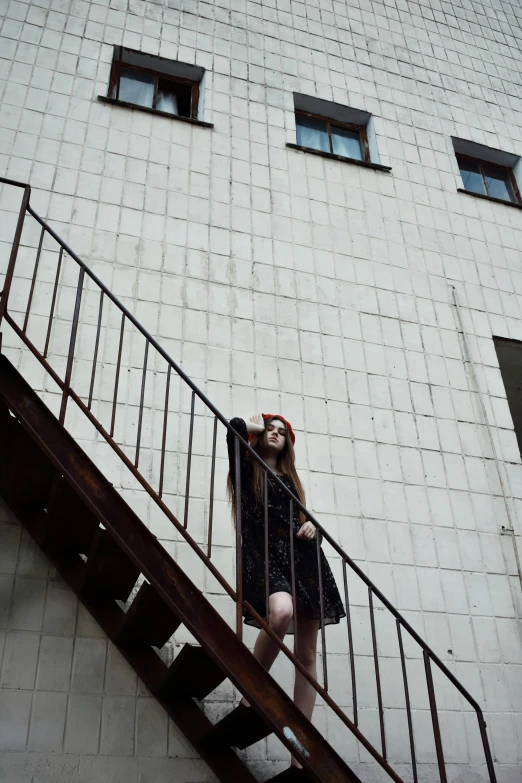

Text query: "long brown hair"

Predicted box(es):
[227, 416, 305, 522]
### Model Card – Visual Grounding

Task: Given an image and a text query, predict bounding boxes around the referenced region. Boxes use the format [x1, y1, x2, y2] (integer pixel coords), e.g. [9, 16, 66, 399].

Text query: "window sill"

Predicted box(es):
[97, 96, 214, 128]
[457, 188, 522, 209]
[286, 143, 391, 172]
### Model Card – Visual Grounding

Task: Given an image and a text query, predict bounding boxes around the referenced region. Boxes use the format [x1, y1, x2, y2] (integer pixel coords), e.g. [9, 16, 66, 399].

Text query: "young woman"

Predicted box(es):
[226, 413, 345, 764]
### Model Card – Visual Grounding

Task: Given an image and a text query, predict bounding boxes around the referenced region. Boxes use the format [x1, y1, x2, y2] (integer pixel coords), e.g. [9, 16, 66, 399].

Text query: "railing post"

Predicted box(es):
[206, 415, 218, 558]
[0, 185, 30, 327]
[234, 436, 243, 639]
[477, 714, 498, 783]
[59, 267, 84, 425]
[342, 560, 358, 726]
[315, 528, 328, 690]
[87, 290, 104, 407]
[158, 365, 171, 498]
[183, 390, 195, 529]
[369, 588, 386, 759]
[22, 225, 45, 333]
[397, 620, 417, 783]
[264, 472, 269, 623]
[110, 313, 125, 437]
[43, 247, 64, 359]
[134, 340, 149, 468]
[423, 650, 447, 783]
[288, 499, 299, 652]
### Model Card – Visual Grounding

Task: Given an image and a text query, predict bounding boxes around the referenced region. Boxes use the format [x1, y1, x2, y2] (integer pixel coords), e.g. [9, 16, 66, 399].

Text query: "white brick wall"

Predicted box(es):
[1, 0, 522, 780]
[0, 499, 219, 782]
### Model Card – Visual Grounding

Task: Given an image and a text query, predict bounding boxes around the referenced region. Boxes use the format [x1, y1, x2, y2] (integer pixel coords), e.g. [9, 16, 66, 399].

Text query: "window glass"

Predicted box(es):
[118, 68, 154, 107]
[482, 163, 516, 203]
[156, 79, 192, 117]
[296, 115, 329, 153]
[458, 158, 486, 195]
[331, 126, 363, 160]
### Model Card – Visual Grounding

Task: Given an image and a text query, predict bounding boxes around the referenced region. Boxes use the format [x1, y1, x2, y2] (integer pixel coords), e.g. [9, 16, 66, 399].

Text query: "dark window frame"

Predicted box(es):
[108, 46, 200, 120]
[295, 109, 370, 162]
[457, 153, 522, 205]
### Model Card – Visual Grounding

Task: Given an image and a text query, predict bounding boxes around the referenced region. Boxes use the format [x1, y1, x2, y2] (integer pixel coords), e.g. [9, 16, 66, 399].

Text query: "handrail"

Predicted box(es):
[0, 177, 497, 783]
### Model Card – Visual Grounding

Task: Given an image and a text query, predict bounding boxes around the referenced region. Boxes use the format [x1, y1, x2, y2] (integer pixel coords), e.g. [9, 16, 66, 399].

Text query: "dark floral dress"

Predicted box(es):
[227, 418, 346, 633]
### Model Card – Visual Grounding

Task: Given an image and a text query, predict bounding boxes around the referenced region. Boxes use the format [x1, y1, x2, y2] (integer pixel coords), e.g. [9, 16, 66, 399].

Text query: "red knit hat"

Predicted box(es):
[249, 414, 296, 445]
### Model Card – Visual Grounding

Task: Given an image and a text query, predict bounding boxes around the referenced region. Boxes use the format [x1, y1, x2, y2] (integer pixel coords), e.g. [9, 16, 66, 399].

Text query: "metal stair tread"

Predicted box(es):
[161, 643, 227, 701]
[116, 580, 182, 649]
[202, 703, 272, 750]
[267, 768, 312, 782]
[80, 527, 140, 602]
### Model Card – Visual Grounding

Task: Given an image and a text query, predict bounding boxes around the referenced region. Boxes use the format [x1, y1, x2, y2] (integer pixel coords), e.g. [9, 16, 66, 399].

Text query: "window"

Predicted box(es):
[457, 156, 520, 204]
[107, 47, 204, 120]
[289, 94, 389, 169]
[452, 138, 522, 206]
[295, 111, 367, 162]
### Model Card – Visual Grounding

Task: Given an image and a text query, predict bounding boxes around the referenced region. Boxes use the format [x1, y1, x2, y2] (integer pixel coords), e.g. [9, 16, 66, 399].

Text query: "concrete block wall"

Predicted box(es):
[1, 0, 522, 780]
[0, 498, 221, 783]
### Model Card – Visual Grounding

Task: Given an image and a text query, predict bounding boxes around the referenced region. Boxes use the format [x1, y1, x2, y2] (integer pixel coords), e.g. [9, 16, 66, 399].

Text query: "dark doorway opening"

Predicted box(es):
[493, 336, 522, 458]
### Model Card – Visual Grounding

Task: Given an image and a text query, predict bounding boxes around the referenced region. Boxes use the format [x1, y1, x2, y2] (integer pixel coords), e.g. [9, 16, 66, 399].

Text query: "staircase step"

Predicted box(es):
[81, 528, 139, 601]
[45, 475, 99, 554]
[116, 581, 181, 648]
[161, 644, 226, 701]
[268, 768, 311, 782]
[203, 703, 271, 750]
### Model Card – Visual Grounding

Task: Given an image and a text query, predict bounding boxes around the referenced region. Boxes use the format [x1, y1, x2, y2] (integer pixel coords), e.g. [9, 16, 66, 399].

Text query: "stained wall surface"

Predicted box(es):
[0, 0, 521, 781]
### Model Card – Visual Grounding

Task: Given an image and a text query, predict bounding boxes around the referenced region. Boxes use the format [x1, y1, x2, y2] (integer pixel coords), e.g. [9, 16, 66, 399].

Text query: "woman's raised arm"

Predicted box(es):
[226, 415, 261, 487]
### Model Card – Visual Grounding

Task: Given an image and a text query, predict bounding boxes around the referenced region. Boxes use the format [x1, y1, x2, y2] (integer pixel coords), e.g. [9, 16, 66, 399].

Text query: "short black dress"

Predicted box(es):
[227, 417, 346, 633]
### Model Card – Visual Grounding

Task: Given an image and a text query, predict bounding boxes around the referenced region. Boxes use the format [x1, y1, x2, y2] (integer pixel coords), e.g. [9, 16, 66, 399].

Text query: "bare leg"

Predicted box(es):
[291, 613, 319, 768]
[240, 592, 293, 707]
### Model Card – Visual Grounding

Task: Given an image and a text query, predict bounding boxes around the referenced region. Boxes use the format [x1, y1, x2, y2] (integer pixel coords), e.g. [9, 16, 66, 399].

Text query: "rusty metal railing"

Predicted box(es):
[0, 177, 497, 782]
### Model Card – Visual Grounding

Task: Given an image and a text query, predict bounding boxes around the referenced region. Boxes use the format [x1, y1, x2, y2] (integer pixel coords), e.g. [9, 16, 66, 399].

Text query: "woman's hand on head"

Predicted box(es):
[296, 521, 316, 541]
[245, 413, 265, 434]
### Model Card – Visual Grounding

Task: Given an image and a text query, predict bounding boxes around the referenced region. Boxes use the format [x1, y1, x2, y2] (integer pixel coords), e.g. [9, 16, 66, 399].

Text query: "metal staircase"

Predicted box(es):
[0, 177, 497, 782]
